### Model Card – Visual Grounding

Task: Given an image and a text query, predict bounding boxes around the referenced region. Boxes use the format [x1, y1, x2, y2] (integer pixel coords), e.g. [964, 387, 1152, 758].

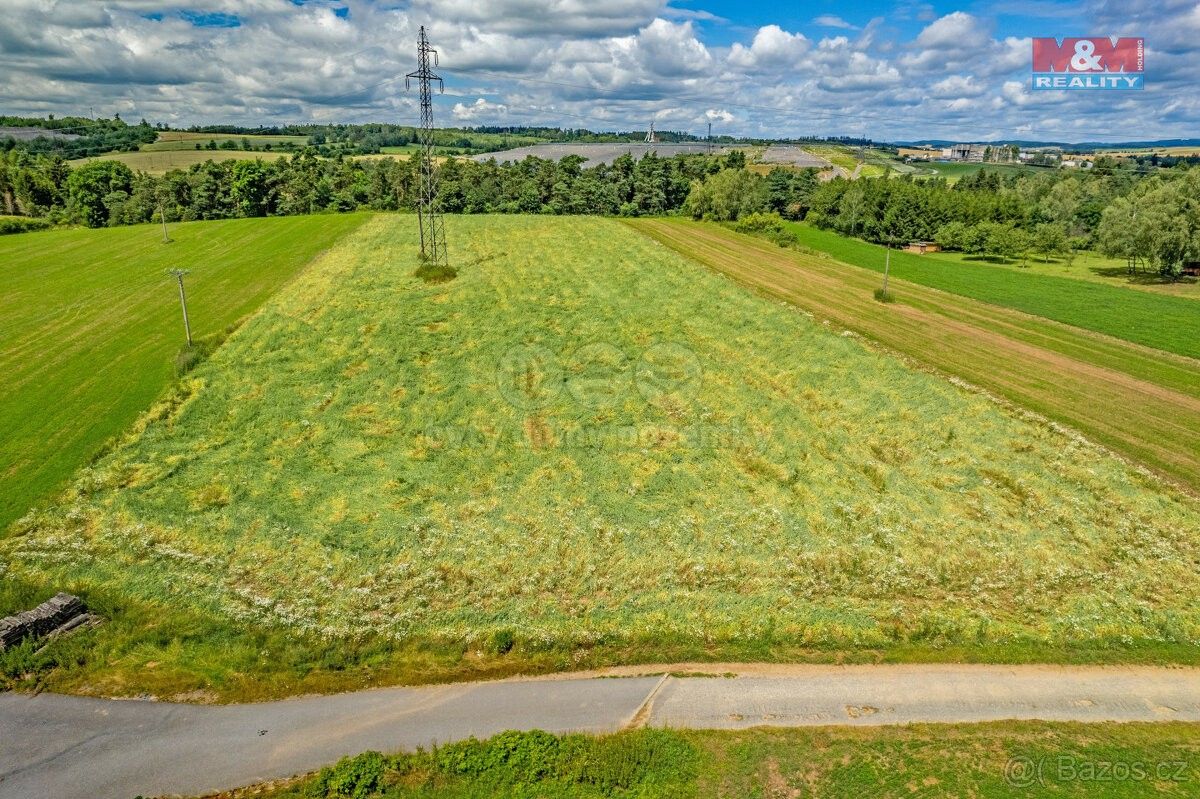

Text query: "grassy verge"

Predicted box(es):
[785, 223, 1200, 357]
[0, 213, 371, 531]
[204, 723, 1200, 798]
[631, 219, 1200, 487]
[3, 214, 1199, 699]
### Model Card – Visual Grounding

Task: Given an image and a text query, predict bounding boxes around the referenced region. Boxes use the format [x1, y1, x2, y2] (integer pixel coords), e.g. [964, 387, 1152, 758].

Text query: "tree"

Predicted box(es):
[1033, 223, 1068, 262]
[231, 160, 270, 216]
[66, 160, 133, 226]
[682, 168, 768, 221]
[934, 221, 970, 251]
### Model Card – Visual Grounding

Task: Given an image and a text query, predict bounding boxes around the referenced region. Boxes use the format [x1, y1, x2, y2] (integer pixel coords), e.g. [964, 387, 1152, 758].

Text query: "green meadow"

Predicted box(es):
[3, 214, 1198, 699]
[0, 214, 369, 531]
[786, 222, 1200, 359]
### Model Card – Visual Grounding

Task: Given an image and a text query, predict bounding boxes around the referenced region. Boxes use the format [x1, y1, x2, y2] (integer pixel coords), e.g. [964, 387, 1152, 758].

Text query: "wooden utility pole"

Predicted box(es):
[169, 269, 192, 346]
[158, 203, 171, 243]
[882, 244, 892, 295]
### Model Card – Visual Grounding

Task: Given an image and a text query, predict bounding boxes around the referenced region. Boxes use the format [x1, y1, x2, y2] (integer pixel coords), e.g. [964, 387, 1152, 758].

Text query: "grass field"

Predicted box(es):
[69, 149, 292, 174]
[142, 131, 308, 151]
[912, 161, 1046, 181]
[786, 223, 1200, 356]
[633, 219, 1200, 488]
[3, 214, 1199, 700]
[0, 214, 370, 532]
[233, 722, 1200, 798]
[924, 248, 1200, 300]
[799, 144, 860, 172]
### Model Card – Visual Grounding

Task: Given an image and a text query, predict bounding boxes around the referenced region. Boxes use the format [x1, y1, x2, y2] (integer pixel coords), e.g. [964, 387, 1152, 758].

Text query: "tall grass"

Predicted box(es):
[3, 215, 1199, 698]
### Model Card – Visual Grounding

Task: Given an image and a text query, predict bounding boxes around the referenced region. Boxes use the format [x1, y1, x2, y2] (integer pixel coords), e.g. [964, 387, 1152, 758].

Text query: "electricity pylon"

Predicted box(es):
[405, 26, 449, 267]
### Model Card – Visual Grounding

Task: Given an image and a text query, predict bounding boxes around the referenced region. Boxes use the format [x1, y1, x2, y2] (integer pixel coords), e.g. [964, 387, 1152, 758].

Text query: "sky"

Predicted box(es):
[1, 0, 1197, 143]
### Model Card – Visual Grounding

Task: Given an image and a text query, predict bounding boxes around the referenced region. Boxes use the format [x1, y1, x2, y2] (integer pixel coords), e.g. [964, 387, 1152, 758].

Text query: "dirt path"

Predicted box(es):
[3, 664, 1199, 799]
[627, 219, 1200, 488]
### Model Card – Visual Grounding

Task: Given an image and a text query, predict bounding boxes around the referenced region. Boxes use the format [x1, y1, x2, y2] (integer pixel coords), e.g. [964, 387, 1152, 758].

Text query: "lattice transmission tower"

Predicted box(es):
[406, 26, 449, 267]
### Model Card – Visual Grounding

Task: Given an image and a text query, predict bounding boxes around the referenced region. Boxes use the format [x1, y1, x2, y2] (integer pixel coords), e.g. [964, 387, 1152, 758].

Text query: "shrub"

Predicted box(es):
[306, 751, 387, 799]
[733, 212, 799, 248]
[0, 216, 52, 235]
[489, 629, 515, 655]
[734, 211, 785, 235]
[874, 287, 895, 303]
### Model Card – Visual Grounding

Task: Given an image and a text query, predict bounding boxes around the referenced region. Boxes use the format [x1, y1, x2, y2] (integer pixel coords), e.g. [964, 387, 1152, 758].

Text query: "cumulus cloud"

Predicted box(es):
[728, 25, 810, 70]
[0, 0, 1196, 141]
[452, 98, 508, 120]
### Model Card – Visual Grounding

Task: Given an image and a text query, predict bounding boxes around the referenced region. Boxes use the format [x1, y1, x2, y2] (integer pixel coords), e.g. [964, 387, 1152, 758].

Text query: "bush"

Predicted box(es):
[489, 629, 515, 655]
[874, 287, 896, 303]
[0, 216, 52, 235]
[733, 212, 799, 248]
[306, 751, 387, 799]
[734, 211, 785, 235]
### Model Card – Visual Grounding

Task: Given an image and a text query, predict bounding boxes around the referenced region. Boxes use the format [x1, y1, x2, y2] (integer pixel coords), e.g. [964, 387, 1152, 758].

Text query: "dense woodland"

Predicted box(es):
[1, 141, 1197, 278]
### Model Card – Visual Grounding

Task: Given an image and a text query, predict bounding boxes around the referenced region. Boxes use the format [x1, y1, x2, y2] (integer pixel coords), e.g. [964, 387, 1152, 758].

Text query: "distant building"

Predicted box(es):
[898, 146, 940, 161]
[905, 241, 941, 254]
[949, 143, 987, 162]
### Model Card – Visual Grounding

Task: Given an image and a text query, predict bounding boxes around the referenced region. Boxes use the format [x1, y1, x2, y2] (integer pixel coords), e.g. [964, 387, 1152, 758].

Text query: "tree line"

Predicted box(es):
[0, 116, 157, 160]
[803, 166, 1200, 278]
[3, 143, 1195, 278]
[0, 148, 763, 226]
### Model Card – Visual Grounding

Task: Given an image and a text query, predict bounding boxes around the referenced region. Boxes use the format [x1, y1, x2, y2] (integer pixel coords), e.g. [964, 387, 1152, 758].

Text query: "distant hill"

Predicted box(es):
[896, 138, 1200, 152]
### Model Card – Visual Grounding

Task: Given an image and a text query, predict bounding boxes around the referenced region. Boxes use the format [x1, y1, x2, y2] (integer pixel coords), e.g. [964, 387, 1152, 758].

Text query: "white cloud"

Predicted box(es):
[813, 15, 858, 30]
[452, 98, 508, 120]
[728, 25, 810, 70]
[705, 108, 734, 122]
[930, 74, 985, 98]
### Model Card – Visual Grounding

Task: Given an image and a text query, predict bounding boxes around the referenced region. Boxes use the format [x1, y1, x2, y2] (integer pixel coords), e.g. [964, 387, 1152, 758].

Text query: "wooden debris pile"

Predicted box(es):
[0, 593, 95, 651]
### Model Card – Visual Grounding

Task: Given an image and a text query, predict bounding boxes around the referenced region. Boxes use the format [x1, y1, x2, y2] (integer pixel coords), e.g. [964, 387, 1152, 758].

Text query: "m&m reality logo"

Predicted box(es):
[1032, 37, 1144, 90]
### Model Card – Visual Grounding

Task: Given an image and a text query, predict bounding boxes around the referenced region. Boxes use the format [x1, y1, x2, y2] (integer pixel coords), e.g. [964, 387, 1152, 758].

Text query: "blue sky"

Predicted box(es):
[1, 0, 1196, 142]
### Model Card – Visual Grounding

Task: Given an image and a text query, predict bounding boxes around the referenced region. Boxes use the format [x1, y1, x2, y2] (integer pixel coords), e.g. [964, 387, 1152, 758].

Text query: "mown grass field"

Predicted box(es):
[0, 214, 370, 531]
[786, 223, 1200, 356]
[925, 248, 1200, 300]
[3, 214, 1199, 700]
[142, 131, 309, 151]
[633, 219, 1200, 488]
[231, 722, 1200, 799]
[68, 149, 292, 174]
[912, 161, 1046, 181]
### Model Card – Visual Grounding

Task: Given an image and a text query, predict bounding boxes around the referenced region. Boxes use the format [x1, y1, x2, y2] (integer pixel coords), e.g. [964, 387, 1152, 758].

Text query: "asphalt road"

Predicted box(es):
[3, 664, 1199, 799]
